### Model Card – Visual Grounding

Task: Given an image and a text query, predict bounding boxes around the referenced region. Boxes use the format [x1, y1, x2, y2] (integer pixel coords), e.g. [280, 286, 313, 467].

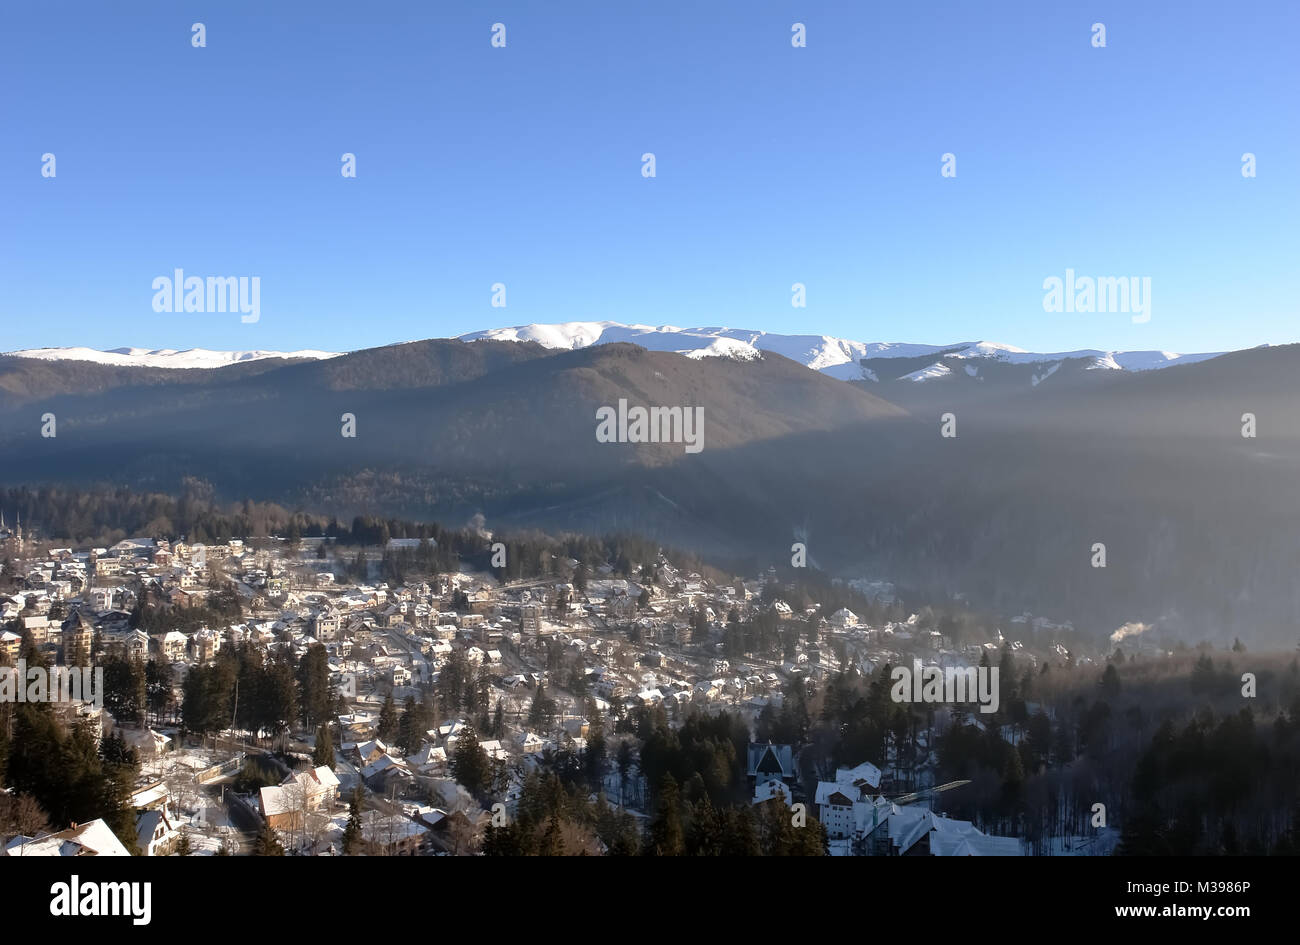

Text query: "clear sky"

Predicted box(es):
[2, 1, 1296, 355]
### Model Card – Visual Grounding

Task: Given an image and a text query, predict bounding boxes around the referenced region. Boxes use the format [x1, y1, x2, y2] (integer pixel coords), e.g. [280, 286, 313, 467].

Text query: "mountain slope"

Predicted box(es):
[0, 339, 905, 481]
[458, 320, 1226, 381]
[4, 335, 1300, 645]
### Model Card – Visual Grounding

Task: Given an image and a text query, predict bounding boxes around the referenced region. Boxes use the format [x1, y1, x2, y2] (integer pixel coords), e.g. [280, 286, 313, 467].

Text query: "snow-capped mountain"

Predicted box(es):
[7, 324, 1226, 381]
[458, 321, 1225, 381]
[4, 347, 340, 369]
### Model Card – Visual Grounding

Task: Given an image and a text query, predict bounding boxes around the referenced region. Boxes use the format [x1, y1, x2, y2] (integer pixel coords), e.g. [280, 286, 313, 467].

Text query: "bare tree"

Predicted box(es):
[0, 792, 51, 840]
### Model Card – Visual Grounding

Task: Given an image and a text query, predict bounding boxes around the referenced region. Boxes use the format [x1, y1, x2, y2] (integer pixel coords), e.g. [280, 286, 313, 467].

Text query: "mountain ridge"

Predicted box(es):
[7, 321, 1232, 381]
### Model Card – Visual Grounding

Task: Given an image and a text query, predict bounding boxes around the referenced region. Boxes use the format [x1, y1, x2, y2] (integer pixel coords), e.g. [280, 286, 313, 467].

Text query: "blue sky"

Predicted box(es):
[2, 1, 1296, 355]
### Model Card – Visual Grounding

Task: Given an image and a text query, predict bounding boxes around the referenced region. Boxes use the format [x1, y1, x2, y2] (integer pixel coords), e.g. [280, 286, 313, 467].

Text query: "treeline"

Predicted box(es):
[1120, 699, 1300, 854]
[797, 643, 1300, 855]
[3, 482, 724, 589]
[479, 705, 826, 856]
[0, 647, 141, 852]
[180, 642, 334, 738]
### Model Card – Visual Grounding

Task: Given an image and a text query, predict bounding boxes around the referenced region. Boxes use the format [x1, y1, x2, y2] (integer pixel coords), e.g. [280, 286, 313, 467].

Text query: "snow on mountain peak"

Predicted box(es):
[5, 346, 341, 369]
[459, 322, 1223, 381]
[8, 323, 1226, 382]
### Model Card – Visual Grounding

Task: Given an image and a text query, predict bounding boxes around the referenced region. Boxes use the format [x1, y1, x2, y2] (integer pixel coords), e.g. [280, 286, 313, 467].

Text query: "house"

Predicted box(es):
[0, 630, 20, 663]
[60, 611, 94, 661]
[815, 782, 858, 839]
[87, 587, 116, 611]
[259, 765, 341, 830]
[746, 742, 796, 783]
[259, 785, 303, 832]
[435, 809, 492, 853]
[155, 630, 188, 663]
[409, 743, 448, 773]
[136, 807, 181, 856]
[829, 607, 860, 629]
[361, 754, 412, 793]
[101, 628, 149, 661]
[753, 778, 792, 805]
[436, 719, 467, 741]
[357, 808, 429, 855]
[354, 739, 390, 766]
[309, 609, 341, 641]
[192, 627, 220, 662]
[515, 731, 545, 754]
[813, 760, 882, 840]
[3, 819, 131, 857]
[296, 765, 341, 810]
[869, 805, 1022, 857]
[120, 728, 171, 760]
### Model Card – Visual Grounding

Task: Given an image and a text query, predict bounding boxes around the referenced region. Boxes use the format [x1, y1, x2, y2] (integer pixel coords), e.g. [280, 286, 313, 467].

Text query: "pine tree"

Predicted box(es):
[377, 692, 398, 741]
[721, 805, 762, 856]
[253, 822, 285, 856]
[616, 741, 634, 807]
[538, 816, 565, 856]
[313, 724, 335, 769]
[645, 773, 685, 855]
[296, 643, 331, 728]
[528, 683, 553, 731]
[451, 726, 491, 800]
[342, 787, 364, 855]
[1100, 663, 1121, 698]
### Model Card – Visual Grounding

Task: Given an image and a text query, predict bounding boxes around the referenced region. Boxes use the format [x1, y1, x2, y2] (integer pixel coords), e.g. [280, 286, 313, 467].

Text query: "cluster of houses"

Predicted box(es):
[1, 527, 1065, 856]
[742, 744, 1022, 856]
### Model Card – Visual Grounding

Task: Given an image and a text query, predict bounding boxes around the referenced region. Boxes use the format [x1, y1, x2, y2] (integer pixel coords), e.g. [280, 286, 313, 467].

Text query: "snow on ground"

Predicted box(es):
[1038, 827, 1121, 856]
[681, 337, 763, 362]
[900, 362, 953, 383]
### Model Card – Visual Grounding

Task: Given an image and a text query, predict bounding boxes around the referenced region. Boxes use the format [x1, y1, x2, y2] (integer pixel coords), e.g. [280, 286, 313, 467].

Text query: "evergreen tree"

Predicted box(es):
[1100, 663, 1121, 699]
[451, 726, 491, 801]
[297, 643, 332, 728]
[584, 732, 607, 793]
[538, 816, 565, 856]
[528, 683, 554, 731]
[253, 822, 285, 856]
[342, 787, 364, 855]
[145, 659, 174, 725]
[313, 724, 335, 769]
[645, 773, 685, 855]
[616, 741, 634, 807]
[377, 691, 398, 741]
[721, 806, 763, 856]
